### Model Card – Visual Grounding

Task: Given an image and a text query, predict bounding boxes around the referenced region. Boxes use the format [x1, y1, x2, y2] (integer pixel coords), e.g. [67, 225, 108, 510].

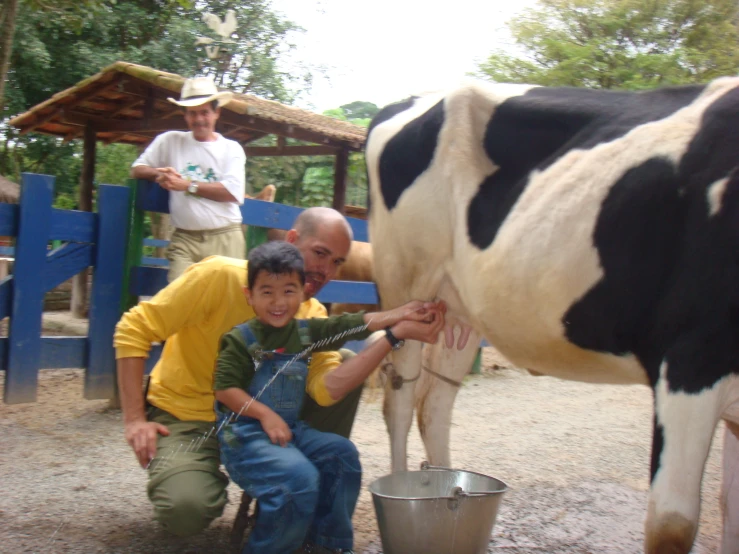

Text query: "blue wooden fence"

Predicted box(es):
[0, 173, 128, 404]
[0, 175, 485, 404]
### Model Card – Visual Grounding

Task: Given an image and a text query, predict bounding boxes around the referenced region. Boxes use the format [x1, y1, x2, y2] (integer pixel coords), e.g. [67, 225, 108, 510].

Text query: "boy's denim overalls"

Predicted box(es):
[217, 321, 361, 554]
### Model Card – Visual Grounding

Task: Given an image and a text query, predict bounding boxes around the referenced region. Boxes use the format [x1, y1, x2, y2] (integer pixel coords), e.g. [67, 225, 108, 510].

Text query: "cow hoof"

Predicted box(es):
[645, 511, 696, 554]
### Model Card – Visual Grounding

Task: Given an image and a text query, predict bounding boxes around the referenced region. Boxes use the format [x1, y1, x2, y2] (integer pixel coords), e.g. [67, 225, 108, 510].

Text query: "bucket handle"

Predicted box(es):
[420, 461, 502, 499]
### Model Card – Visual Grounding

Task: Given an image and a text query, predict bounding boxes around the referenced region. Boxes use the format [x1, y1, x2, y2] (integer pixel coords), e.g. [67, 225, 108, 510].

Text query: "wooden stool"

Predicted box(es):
[230, 492, 258, 552]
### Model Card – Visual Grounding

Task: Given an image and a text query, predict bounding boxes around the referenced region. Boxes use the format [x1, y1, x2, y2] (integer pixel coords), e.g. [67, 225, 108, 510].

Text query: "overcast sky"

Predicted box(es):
[270, 0, 537, 112]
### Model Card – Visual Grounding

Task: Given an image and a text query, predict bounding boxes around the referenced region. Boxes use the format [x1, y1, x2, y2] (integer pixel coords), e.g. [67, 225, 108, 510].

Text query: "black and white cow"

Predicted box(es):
[366, 78, 739, 554]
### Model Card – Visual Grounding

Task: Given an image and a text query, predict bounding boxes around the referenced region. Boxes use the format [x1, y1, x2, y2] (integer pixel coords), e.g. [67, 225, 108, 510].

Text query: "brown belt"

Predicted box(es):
[173, 223, 242, 241]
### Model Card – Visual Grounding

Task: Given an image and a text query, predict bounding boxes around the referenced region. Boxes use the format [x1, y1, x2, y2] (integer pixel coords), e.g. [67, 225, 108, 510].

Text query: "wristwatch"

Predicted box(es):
[384, 327, 405, 350]
[187, 181, 199, 195]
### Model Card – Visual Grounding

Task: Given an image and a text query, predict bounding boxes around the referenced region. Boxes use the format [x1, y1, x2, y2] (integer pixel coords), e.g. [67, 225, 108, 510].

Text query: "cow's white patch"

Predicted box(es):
[708, 177, 729, 217]
[651, 363, 739, 534]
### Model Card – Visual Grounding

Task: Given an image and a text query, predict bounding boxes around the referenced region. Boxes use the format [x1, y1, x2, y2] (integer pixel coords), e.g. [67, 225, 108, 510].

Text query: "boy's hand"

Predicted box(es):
[386, 300, 447, 326]
[391, 304, 446, 345]
[260, 411, 292, 447]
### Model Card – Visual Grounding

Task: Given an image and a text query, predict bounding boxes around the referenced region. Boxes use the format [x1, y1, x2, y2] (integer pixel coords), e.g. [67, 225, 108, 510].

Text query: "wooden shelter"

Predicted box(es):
[8, 61, 368, 211]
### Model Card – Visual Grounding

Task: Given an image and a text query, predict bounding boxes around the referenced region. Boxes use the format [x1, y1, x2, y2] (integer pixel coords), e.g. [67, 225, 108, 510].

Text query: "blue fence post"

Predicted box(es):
[4, 173, 54, 404]
[86, 184, 130, 400]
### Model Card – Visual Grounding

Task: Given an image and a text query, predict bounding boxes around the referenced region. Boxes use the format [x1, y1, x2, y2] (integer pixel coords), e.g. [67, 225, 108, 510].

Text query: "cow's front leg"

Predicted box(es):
[721, 421, 739, 554]
[383, 339, 423, 472]
[416, 327, 481, 467]
[645, 361, 724, 554]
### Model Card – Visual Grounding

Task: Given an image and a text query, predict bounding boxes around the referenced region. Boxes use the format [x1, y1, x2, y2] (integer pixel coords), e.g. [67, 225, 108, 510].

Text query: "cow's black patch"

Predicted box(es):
[467, 85, 705, 249]
[564, 86, 739, 392]
[366, 97, 418, 213]
[563, 157, 687, 362]
[373, 100, 445, 211]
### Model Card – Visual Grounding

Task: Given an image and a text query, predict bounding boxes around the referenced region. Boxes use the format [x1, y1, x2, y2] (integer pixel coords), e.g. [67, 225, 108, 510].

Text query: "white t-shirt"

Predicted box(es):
[132, 131, 246, 230]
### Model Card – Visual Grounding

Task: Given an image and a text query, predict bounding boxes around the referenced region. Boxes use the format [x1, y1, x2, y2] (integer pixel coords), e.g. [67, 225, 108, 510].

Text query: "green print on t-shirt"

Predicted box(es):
[181, 164, 218, 197]
[181, 163, 218, 183]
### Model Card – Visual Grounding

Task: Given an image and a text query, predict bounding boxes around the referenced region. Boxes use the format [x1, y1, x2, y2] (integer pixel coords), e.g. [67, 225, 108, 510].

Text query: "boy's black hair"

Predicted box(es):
[247, 241, 306, 289]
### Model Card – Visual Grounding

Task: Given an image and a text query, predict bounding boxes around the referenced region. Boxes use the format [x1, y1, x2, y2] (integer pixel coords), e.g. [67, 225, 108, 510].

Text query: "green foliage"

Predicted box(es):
[191, 0, 311, 102]
[53, 192, 77, 210]
[477, 0, 739, 89]
[340, 101, 379, 120]
[300, 163, 335, 207]
[2, 0, 311, 205]
[6, 137, 82, 201]
[247, 151, 310, 205]
[95, 143, 138, 187]
[291, 106, 372, 208]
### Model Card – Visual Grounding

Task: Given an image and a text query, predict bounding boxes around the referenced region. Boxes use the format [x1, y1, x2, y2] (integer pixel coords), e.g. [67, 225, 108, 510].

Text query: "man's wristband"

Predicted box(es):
[384, 326, 405, 350]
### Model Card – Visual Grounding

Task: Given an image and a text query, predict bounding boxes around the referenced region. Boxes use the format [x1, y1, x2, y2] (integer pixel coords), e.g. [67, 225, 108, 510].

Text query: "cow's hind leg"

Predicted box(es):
[416, 330, 481, 467]
[646, 361, 725, 554]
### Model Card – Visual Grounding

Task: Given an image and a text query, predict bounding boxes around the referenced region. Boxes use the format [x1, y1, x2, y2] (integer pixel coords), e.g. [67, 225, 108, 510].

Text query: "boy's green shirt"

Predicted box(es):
[214, 312, 371, 394]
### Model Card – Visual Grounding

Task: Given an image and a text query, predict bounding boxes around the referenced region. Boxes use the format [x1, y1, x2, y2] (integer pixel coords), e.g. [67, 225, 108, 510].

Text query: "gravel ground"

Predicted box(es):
[0, 346, 724, 554]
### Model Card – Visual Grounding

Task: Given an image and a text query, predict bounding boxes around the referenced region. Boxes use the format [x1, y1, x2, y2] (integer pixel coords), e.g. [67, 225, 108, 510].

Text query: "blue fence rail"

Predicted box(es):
[0, 173, 128, 404]
[0, 175, 484, 404]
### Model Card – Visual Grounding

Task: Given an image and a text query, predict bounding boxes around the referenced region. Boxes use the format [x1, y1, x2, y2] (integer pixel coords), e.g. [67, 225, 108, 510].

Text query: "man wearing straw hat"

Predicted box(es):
[131, 76, 247, 282]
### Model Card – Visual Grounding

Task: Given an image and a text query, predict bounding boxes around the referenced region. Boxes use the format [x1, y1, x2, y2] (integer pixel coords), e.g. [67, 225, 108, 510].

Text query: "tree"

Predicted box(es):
[477, 0, 739, 89]
[339, 101, 379, 121]
[0, 0, 19, 114]
[191, 0, 311, 102]
[0, 0, 181, 115]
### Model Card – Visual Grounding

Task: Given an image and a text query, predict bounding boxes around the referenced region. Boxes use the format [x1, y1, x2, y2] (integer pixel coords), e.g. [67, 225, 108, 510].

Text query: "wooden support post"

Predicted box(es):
[71, 123, 96, 318]
[150, 213, 170, 259]
[86, 184, 129, 400]
[332, 147, 349, 214]
[4, 173, 53, 404]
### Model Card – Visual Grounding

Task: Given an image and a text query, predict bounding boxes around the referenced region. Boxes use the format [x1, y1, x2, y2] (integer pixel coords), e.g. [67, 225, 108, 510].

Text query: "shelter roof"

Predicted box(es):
[8, 62, 367, 153]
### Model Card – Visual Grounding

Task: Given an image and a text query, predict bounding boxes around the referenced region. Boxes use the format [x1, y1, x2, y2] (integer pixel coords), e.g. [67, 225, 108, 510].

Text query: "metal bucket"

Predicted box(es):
[368, 462, 507, 554]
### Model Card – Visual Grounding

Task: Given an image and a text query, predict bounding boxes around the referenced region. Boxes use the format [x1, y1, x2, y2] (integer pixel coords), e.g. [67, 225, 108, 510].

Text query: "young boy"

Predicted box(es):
[213, 241, 444, 554]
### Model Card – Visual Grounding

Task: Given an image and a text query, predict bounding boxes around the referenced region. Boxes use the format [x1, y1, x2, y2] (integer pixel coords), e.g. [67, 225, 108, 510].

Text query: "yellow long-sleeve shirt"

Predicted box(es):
[113, 256, 342, 421]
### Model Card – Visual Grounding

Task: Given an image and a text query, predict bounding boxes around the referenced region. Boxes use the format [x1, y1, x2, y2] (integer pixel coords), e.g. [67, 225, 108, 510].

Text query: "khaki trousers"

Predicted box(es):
[166, 224, 245, 282]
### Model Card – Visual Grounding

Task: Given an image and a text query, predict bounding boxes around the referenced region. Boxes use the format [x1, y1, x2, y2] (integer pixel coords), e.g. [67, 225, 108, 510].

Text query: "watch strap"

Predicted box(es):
[384, 326, 402, 349]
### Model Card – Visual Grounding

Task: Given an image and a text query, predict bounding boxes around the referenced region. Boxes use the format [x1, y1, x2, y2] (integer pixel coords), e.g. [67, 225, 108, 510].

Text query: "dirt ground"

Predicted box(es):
[0, 317, 725, 553]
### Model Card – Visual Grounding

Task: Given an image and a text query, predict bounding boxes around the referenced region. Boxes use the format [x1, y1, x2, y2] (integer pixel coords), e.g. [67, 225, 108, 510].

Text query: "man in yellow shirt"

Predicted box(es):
[114, 207, 444, 538]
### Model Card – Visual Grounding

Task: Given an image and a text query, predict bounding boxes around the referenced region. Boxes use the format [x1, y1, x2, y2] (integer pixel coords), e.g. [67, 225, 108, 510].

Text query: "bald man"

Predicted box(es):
[114, 207, 365, 537]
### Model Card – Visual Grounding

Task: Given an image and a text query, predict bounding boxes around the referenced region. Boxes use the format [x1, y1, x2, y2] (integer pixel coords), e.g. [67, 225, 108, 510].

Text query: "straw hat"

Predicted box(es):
[167, 76, 233, 108]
